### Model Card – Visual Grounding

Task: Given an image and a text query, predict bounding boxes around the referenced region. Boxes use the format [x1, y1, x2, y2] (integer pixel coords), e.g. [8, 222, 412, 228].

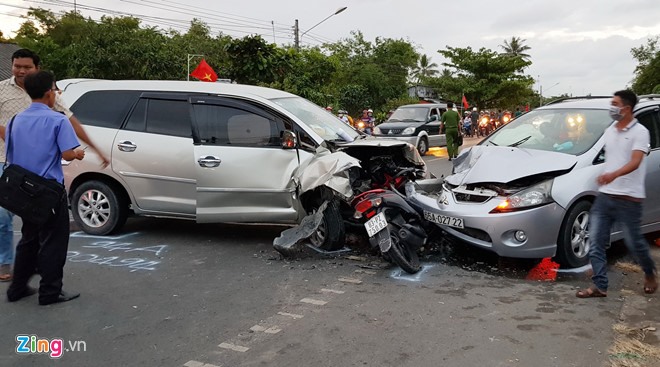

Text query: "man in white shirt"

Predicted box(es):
[576, 90, 657, 298]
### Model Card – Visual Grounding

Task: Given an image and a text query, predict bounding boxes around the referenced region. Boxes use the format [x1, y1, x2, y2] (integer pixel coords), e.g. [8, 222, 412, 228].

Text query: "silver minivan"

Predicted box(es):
[406, 96, 660, 267]
[59, 79, 425, 250]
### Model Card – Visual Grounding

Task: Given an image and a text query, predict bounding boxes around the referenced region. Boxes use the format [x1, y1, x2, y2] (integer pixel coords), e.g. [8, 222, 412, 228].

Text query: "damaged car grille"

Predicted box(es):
[454, 227, 492, 243]
[453, 192, 491, 203]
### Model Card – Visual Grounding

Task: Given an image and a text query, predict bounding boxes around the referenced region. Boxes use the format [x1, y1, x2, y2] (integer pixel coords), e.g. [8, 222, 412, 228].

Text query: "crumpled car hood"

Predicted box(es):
[448, 145, 577, 185]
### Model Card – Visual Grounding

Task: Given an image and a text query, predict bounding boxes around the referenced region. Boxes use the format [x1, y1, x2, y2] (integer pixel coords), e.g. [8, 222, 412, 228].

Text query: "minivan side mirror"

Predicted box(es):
[428, 115, 439, 122]
[282, 130, 297, 149]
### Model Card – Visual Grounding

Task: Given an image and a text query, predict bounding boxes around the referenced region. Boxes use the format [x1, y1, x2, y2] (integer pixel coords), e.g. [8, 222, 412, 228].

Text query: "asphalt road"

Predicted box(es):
[0, 137, 629, 367]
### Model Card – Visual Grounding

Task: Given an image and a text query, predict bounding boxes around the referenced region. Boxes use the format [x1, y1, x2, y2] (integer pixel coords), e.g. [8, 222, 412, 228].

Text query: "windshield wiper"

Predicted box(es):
[508, 135, 532, 147]
[488, 140, 499, 146]
[388, 118, 401, 122]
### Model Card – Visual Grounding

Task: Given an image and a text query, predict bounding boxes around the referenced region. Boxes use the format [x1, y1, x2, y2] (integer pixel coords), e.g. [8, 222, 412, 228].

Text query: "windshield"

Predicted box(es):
[388, 107, 429, 122]
[271, 97, 359, 142]
[483, 108, 611, 155]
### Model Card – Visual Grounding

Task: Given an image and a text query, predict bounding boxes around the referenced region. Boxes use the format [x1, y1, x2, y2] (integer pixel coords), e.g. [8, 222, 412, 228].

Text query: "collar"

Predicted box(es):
[27, 102, 52, 110]
[9, 76, 17, 86]
[619, 118, 637, 132]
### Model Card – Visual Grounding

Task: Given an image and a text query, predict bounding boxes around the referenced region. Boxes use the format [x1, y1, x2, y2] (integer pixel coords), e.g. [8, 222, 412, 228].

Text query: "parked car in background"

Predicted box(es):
[59, 79, 426, 251]
[407, 96, 660, 268]
[372, 103, 447, 155]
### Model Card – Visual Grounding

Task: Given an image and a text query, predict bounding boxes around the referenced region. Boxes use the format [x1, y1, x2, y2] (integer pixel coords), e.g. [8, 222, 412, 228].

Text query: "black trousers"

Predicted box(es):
[7, 194, 70, 303]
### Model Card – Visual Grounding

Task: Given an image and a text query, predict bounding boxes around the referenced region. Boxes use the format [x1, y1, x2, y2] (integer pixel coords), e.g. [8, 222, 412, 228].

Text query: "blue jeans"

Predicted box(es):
[0, 163, 14, 266]
[589, 194, 656, 291]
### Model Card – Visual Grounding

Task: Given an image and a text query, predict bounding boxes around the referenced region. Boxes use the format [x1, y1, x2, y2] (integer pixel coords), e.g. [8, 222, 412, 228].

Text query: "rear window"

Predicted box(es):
[70, 90, 141, 129]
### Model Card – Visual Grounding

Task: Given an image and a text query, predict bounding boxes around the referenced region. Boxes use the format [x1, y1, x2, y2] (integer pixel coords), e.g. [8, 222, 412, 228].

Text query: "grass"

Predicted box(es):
[615, 261, 643, 273]
[608, 323, 660, 367]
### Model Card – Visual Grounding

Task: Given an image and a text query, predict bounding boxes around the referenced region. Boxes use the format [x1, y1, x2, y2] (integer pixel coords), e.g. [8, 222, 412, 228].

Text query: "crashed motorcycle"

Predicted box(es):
[351, 188, 427, 274]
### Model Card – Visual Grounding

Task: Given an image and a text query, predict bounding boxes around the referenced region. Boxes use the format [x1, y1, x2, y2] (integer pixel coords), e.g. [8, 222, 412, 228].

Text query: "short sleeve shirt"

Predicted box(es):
[441, 110, 460, 130]
[5, 103, 79, 183]
[0, 76, 73, 162]
[599, 119, 650, 199]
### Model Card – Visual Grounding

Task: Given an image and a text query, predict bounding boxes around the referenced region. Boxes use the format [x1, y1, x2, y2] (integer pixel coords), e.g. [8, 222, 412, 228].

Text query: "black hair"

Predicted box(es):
[24, 70, 55, 99]
[447, 102, 454, 108]
[614, 89, 638, 109]
[11, 49, 41, 67]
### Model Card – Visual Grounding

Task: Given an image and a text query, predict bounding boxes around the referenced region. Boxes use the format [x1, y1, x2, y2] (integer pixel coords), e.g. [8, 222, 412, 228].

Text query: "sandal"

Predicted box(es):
[644, 274, 657, 294]
[576, 286, 607, 298]
[0, 264, 11, 282]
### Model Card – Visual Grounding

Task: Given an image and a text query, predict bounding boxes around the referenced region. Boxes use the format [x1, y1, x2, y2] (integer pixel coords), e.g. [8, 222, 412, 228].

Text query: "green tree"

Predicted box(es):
[411, 54, 439, 84]
[224, 35, 293, 85]
[436, 46, 535, 108]
[499, 36, 531, 60]
[631, 36, 660, 94]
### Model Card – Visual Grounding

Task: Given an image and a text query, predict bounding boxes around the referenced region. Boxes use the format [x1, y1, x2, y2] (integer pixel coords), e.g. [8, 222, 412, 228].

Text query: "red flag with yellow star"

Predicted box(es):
[190, 59, 218, 82]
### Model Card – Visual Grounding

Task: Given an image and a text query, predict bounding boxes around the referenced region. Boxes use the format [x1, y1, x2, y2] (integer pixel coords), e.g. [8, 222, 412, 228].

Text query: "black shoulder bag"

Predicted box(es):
[0, 116, 66, 224]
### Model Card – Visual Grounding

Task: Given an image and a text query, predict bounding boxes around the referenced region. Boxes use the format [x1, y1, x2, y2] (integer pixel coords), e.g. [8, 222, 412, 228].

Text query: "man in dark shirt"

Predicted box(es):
[5, 71, 85, 305]
[441, 102, 461, 160]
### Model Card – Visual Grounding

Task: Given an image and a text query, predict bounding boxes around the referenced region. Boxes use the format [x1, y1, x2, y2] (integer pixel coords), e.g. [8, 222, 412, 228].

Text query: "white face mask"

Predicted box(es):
[609, 106, 623, 121]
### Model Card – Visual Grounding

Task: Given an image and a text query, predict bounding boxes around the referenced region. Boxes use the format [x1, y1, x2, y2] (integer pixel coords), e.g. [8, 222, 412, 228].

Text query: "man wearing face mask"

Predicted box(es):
[576, 90, 656, 298]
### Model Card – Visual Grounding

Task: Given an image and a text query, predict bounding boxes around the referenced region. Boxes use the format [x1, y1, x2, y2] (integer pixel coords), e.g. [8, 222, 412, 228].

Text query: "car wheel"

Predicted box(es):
[308, 200, 345, 251]
[555, 200, 591, 268]
[417, 137, 429, 156]
[71, 180, 128, 235]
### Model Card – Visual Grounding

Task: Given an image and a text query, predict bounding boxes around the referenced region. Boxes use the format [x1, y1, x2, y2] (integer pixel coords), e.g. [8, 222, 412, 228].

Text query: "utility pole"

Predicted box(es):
[294, 19, 300, 51]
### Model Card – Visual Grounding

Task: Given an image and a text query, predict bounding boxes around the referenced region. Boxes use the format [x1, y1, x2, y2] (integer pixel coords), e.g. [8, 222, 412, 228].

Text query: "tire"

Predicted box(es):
[385, 227, 421, 274]
[308, 200, 345, 251]
[71, 180, 128, 235]
[417, 137, 429, 156]
[554, 200, 592, 268]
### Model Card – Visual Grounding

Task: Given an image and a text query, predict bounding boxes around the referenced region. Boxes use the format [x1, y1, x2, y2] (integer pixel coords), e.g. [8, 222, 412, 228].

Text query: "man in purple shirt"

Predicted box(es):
[5, 71, 85, 305]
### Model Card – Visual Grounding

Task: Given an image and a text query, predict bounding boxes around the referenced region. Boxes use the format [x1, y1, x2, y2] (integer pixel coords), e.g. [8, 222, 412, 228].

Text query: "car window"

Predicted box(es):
[70, 90, 141, 128]
[636, 110, 660, 149]
[388, 107, 428, 122]
[270, 97, 358, 142]
[124, 98, 147, 132]
[484, 108, 611, 155]
[145, 100, 192, 138]
[193, 104, 281, 147]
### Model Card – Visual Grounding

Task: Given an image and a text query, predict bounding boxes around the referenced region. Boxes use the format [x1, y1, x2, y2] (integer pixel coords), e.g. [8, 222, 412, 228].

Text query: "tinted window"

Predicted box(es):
[637, 110, 660, 149]
[193, 104, 280, 147]
[70, 90, 140, 128]
[146, 99, 191, 137]
[124, 98, 146, 132]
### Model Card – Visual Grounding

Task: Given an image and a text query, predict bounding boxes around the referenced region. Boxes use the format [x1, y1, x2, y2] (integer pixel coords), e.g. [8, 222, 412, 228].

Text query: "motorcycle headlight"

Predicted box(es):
[373, 127, 382, 135]
[402, 127, 415, 135]
[490, 179, 554, 213]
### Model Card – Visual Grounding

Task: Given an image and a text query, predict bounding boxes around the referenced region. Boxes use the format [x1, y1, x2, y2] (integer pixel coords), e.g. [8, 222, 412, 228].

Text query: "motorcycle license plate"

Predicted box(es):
[364, 212, 388, 237]
[424, 211, 464, 229]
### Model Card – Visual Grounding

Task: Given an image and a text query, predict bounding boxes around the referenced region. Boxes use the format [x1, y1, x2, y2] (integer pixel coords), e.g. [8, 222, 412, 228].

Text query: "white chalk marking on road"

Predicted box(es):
[338, 277, 363, 284]
[321, 288, 345, 294]
[354, 269, 377, 275]
[218, 342, 249, 353]
[300, 298, 327, 306]
[264, 326, 282, 334]
[70, 231, 140, 240]
[250, 325, 267, 332]
[183, 361, 207, 367]
[277, 312, 304, 319]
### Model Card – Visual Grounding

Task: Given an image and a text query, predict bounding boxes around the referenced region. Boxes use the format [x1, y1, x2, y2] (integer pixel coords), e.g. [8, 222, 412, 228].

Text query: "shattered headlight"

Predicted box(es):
[401, 127, 415, 135]
[373, 127, 382, 135]
[490, 179, 554, 213]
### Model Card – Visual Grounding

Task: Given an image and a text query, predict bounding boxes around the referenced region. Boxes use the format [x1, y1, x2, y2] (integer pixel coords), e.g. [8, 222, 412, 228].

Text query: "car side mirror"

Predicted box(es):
[281, 130, 297, 149]
[428, 115, 438, 122]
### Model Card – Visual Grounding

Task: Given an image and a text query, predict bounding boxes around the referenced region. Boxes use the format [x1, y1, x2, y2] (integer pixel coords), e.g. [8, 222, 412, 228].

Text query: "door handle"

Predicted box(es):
[117, 141, 137, 152]
[198, 155, 221, 168]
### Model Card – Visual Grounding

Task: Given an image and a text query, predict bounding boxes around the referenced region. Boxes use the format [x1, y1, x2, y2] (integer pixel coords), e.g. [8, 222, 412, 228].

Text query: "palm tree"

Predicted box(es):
[412, 54, 439, 84]
[500, 37, 531, 60]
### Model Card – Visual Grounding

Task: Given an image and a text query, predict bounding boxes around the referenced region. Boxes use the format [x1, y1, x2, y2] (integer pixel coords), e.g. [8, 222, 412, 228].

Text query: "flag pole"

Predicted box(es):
[187, 54, 204, 81]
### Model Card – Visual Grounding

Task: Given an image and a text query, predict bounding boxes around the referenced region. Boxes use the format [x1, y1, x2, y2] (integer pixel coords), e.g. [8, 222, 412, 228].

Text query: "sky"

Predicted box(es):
[1, 0, 659, 97]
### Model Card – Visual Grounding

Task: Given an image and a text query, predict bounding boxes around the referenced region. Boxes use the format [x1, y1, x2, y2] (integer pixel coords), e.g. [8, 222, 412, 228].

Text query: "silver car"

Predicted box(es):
[406, 96, 660, 267]
[59, 79, 425, 250]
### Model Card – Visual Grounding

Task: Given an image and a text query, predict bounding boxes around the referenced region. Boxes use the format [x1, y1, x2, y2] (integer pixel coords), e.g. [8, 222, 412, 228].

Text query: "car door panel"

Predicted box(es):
[638, 109, 660, 223]
[191, 97, 300, 223]
[112, 97, 196, 215]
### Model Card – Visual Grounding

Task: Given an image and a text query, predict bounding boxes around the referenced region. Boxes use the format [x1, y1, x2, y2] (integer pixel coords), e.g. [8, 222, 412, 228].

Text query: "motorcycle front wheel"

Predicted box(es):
[385, 228, 421, 274]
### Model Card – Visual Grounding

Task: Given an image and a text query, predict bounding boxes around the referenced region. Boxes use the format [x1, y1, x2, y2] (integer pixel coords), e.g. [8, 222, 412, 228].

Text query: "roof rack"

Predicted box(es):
[638, 94, 660, 101]
[544, 96, 611, 106]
